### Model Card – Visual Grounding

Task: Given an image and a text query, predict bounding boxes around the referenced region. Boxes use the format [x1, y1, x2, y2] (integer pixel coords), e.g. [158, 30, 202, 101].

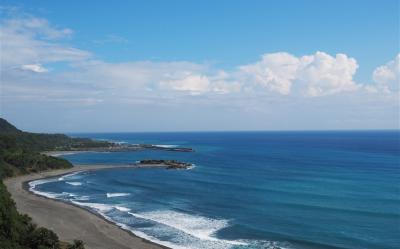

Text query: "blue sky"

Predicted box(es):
[0, 1, 399, 132]
[6, 0, 398, 81]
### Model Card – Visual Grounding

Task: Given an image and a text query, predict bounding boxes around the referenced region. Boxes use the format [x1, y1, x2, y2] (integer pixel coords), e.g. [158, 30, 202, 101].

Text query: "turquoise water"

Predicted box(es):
[30, 131, 400, 249]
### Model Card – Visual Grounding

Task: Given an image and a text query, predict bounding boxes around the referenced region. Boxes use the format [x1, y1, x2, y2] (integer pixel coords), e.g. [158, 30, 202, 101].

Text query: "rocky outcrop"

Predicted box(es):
[139, 145, 194, 152]
[138, 160, 192, 169]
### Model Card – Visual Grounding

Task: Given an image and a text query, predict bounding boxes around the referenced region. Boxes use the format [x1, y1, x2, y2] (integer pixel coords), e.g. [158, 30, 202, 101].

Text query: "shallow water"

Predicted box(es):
[31, 131, 400, 249]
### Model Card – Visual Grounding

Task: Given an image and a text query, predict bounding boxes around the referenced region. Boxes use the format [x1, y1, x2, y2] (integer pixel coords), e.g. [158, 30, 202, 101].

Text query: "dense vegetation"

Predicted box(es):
[0, 117, 115, 178]
[0, 119, 74, 178]
[0, 118, 85, 249]
[0, 118, 111, 153]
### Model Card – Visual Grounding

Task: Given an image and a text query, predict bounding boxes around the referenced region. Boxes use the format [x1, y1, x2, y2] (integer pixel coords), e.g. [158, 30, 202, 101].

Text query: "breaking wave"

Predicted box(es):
[66, 181, 82, 186]
[106, 192, 130, 198]
[153, 144, 178, 148]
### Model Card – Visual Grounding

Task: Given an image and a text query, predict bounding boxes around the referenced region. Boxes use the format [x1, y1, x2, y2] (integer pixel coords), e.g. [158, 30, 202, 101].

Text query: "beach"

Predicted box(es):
[4, 165, 167, 249]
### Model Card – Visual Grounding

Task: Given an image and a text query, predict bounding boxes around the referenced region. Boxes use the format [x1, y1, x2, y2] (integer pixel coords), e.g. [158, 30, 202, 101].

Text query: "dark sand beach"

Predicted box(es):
[4, 165, 167, 249]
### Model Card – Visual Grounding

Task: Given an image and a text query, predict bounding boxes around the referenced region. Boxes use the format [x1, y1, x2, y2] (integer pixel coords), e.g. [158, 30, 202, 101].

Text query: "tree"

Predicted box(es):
[29, 227, 60, 249]
[67, 240, 85, 249]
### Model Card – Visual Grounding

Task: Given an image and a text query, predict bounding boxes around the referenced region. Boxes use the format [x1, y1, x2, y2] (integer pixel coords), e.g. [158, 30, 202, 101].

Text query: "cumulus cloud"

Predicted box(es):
[240, 52, 298, 95]
[373, 54, 400, 92]
[297, 52, 359, 96]
[240, 51, 359, 96]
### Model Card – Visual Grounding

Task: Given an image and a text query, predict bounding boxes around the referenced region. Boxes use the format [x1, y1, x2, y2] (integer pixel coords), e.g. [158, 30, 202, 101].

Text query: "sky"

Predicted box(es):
[0, 0, 399, 132]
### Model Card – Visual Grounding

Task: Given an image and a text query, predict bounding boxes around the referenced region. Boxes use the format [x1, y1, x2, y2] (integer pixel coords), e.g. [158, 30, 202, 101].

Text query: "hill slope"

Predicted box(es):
[0, 118, 21, 133]
[0, 118, 115, 178]
[0, 118, 112, 152]
[0, 118, 85, 249]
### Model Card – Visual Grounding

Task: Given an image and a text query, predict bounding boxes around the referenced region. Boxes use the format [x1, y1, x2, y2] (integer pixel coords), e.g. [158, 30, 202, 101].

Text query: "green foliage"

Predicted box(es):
[0, 134, 73, 178]
[0, 180, 61, 249]
[28, 227, 60, 249]
[1, 132, 111, 152]
[0, 118, 85, 249]
[66, 240, 85, 249]
[0, 118, 112, 152]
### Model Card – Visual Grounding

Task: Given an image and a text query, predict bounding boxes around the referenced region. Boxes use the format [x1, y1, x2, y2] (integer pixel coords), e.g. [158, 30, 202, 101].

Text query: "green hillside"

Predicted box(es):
[0, 118, 112, 152]
[0, 118, 21, 133]
[0, 118, 85, 249]
[0, 118, 115, 178]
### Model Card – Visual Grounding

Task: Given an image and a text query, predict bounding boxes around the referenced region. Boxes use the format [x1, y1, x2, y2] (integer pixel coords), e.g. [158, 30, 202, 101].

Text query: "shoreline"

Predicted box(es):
[4, 164, 172, 249]
[42, 151, 93, 157]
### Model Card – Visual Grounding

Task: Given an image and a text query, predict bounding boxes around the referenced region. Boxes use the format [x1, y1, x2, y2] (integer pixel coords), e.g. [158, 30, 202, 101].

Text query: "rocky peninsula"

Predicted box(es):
[138, 160, 193, 169]
[44, 143, 194, 155]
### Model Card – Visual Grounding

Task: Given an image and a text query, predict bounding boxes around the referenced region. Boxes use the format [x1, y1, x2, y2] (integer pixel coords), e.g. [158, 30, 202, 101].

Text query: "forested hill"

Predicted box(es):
[0, 118, 76, 178]
[0, 118, 21, 133]
[0, 118, 86, 249]
[0, 118, 112, 152]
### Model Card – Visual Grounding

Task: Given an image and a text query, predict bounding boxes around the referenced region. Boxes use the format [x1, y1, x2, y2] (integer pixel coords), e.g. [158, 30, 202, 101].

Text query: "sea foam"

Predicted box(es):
[114, 206, 131, 212]
[29, 172, 84, 199]
[153, 144, 178, 148]
[71, 201, 114, 212]
[72, 195, 90, 201]
[128, 210, 247, 246]
[68, 200, 246, 248]
[66, 181, 82, 186]
[29, 188, 284, 249]
[106, 192, 130, 198]
[58, 171, 83, 181]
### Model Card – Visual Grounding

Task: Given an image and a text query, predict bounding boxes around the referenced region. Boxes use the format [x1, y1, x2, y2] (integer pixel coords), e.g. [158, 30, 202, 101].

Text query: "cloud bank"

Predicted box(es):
[239, 52, 360, 96]
[0, 11, 398, 131]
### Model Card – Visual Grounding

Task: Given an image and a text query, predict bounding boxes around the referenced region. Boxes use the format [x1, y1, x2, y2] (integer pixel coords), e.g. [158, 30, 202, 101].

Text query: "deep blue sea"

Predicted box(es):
[30, 131, 400, 249]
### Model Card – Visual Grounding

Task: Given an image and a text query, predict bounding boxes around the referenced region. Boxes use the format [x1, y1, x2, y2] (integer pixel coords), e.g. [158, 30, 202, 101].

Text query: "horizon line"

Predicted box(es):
[59, 129, 400, 134]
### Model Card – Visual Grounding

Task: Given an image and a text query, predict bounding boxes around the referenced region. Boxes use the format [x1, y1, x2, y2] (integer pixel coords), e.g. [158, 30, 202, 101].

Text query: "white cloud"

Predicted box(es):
[160, 74, 210, 94]
[373, 54, 400, 92]
[66, 60, 209, 93]
[4, 17, 73, 39]
[158, 70, 241, 95]
[21, 63, 48, 73]
[0, 11, 398, 131]
[0, 12, 364, 99]
[206, 71, 242, 94]
[0, 16, 90, 69]
[297, 52, 359, 96]
[240, 52, 298, 95]
[240, 51, 359, 96]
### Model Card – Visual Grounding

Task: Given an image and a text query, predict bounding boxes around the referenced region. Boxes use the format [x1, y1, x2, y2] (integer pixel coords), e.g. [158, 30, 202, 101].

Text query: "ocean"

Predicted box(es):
[29, 131, 400, 249]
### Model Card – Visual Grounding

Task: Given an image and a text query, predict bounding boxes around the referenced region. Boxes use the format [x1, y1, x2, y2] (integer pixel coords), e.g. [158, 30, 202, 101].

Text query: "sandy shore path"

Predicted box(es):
[4, 165, 166, 249]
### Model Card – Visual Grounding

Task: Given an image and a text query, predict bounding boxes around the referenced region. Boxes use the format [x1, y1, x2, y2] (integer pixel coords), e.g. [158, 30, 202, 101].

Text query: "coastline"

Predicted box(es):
[42, 151, 92, 157]
[4, 164, 171, 249]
